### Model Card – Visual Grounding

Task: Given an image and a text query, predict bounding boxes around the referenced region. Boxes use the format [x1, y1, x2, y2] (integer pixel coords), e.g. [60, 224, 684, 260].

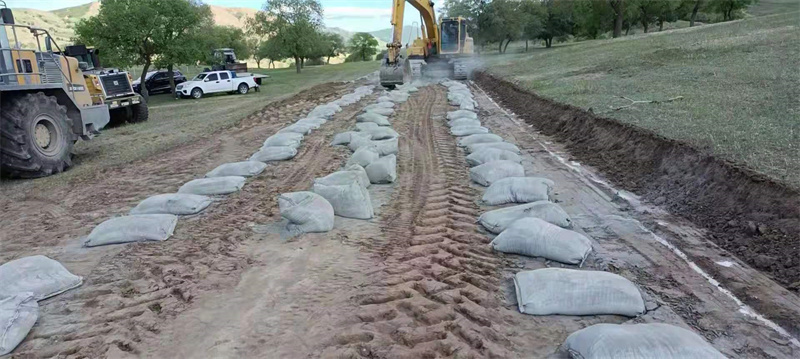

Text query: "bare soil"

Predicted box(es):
[1, 80, 797, 358]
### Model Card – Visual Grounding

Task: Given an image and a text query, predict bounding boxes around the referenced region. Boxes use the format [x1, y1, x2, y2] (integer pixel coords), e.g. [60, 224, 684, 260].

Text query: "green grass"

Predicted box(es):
[746, 0, 800, 16]
[2, 61, 377, 190]
[482, 12, 800, 187]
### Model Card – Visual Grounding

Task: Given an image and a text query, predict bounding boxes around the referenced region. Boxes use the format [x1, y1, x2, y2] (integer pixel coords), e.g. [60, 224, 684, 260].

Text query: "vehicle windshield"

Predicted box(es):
[193, 73, 207, 81]
[145, 71, 158, 80]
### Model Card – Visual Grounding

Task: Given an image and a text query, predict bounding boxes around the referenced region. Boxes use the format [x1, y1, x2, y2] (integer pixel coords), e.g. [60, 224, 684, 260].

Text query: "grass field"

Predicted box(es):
[482, 12, 799, 188]
[6, 61, 377, 189]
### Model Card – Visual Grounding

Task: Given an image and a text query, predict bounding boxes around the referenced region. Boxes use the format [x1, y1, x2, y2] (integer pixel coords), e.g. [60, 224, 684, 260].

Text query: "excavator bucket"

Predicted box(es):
[380, 58, 407, 88]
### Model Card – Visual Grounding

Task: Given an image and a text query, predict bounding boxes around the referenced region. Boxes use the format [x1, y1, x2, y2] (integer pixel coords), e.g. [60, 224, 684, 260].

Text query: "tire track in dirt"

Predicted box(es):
[7, 83, 373, 358]
[326, 86, 511, 359]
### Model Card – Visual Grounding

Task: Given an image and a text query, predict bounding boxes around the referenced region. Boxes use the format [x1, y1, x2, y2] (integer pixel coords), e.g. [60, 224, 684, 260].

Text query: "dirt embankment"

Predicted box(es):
[475, 72, 800, 294]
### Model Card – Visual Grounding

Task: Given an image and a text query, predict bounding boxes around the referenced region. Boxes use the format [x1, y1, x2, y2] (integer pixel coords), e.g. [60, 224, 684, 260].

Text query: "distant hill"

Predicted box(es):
[369, 26, 421, 44]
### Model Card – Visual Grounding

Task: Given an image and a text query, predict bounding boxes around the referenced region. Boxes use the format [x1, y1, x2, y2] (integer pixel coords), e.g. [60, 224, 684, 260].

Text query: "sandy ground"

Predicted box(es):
[1, 81, 798, 358]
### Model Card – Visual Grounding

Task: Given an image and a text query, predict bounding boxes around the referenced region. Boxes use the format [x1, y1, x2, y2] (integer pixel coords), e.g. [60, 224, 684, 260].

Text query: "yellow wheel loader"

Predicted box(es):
[0, 4, 111, 178]
[380, 0, 475, 88]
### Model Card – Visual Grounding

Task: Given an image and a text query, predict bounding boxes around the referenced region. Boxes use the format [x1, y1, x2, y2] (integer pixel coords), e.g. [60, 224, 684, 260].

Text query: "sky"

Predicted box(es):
[4, 0, 423, 33]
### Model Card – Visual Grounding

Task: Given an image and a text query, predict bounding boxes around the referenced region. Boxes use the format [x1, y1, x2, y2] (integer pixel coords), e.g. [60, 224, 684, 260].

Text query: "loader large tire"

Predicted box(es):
[129, 100, 149, 123]
[0, 92, 75, 178]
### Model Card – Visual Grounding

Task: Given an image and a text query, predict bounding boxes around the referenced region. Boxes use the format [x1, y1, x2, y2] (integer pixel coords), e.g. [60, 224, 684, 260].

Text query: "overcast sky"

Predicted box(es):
[4, 0, 422, 33]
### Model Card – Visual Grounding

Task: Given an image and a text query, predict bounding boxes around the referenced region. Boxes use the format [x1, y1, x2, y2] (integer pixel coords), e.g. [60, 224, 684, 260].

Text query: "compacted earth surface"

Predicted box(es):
[1, 79, 797, 358]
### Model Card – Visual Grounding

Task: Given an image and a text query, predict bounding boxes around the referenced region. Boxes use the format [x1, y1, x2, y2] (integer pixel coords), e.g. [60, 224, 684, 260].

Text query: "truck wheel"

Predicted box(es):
[129, 101, 149, 123]
[191, 88, 203, 99]
[237, 83, 249, 94]
[0, 92, 75, 178]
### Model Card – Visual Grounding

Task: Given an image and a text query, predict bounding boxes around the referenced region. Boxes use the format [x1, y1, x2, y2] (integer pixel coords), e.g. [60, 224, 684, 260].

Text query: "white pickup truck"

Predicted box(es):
[175, 70, 260, 99]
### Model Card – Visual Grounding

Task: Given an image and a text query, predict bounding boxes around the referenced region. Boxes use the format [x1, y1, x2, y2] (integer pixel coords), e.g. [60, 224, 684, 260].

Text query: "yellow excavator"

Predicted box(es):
[380, 0, 474, 88]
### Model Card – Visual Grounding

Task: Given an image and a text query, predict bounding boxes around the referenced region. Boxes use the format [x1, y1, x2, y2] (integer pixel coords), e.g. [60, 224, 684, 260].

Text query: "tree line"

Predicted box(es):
[442, 0, 757, 53]
[73, 0, 381, 99]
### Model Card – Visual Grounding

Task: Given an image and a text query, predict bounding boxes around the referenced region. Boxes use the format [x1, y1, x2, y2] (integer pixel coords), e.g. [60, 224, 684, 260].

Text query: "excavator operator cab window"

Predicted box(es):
[441, 20, 459, 53]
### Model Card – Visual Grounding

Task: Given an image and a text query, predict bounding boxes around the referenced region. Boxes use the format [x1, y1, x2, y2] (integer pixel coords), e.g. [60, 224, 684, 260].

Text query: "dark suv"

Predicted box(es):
[132, 70, 187, 94]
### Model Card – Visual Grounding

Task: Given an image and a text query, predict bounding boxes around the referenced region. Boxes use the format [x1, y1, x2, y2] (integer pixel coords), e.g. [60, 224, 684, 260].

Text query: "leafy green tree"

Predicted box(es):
[683, 0, 706, 27]
[572, 0, 614, 39]
[348, 32, 379, 62]
[322, 33, 345, 64]
[478, 0, 525, 53]
[520, 0, 545, 52]
[75, 0, 210, 100]
[203, 26, 252, 65]
[539, 0, 574, 48]
[707, 0, 756, 21]
[257, 37, 287, 68]
[248, 0, 324, 73]
[440, 0, 483, 46]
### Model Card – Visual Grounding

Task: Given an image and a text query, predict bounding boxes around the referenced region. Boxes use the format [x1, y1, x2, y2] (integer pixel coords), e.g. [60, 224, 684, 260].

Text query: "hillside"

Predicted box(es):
[369, 25, 419, 43]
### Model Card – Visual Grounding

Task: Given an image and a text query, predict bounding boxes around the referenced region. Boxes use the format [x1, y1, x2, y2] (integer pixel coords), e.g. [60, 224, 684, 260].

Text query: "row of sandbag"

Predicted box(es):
[440, 81, 725, 359]
[277, 86, 411, 233]
[0, 86, 375, 356]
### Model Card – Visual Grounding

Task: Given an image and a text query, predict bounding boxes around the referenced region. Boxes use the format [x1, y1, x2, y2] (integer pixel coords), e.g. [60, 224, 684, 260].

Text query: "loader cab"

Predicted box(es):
[440, 17, 468, 54]
[61, 45, 101, 72]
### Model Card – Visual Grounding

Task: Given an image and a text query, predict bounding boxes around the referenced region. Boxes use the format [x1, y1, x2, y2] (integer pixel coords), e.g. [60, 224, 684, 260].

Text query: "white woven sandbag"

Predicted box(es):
[315, 165, 370, 189]
[348, 135, 373, 152]
[365, 155, 397, 184]
[446, 109, 478, 121]
[479, 201, 572, 233]
[278, 123, 314, 135]
[397, 84, 418, 92]
[365, 107, 394, 116]
[389, 91, 409, 103]
[469, 160, 525, 186]
[348, 146, 380, 167]
[83, 214, 178, 247]
[206, 161, 267, 177]
[355, 122, 380, 132]
[365, 102, 394, 110]
[250, 146, 297, 162]
[296, 117, 327, 127]
[448, 91, 473, 106]
[0, 293, 38, 356]
[130, 193, 212, 215]
[482, 177, 553, 205]
[460, 99, 476, 111]
[447, 118, 481, 128]
[332, 131, 371, 146]
[451, 126, 489, 137]
[279, 191, 335, 234]
[372, 137, 399, 156]
[563, 323, 726, 359]
[491, 218, 592, 264]
[514, 268, 645, 316]
[377, 96, 392, 102]
[308, 104, 341, 118]
[312, 181, 374, 219]
[458, 134, 503, 147]
[0, 256, 83, 300]
[365, 127, 399, 140]
[357, 112, 391, 126]
[466, 148, 522, 167]
[264, 132, 303, 148]
[466, 142, 521, 154]
[178, 176, 246, 195]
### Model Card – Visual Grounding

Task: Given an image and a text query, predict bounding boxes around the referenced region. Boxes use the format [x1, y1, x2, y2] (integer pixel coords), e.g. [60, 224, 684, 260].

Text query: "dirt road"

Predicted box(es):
[1, 81, 797, 358]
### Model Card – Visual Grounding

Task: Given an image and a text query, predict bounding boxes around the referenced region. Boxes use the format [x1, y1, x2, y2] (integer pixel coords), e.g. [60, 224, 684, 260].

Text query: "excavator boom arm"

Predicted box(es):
[388, 0, 438, 64]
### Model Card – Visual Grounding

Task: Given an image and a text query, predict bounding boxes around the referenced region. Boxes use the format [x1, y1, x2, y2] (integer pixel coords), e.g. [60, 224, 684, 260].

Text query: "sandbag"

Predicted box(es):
[312, 182, 374, 219]
[466, 148, 522, 167]
[348, 146, 380, 167]
[0, 255, 83, 300]
[458, 134, 503, 147]
[482, 177, 553, 205]
[448, 92, 473, 106]
[388, 91, 409, 103]
[357, 112, 391, 126]
[469, 160, 525, 186]
[466, 141, 521, 154]
[178, 176, 246, 195]
[250, 146, 297, 162]
[447, 109, 478, 121]
[278, 123, 314, 135]
[365, 107, 394, 116]
[563, 323, 726, 359]
[206, 161, 267, 177]
[479, 201, 572, 233]
[0, 293, 38, 356]
[279, 191, 335, 234]
[355, 122, 380, 132]
[130, 193, 212, 215]
[308, 104, 341, 119]
[315, 165, 370, 188]
[451, 125, 489, 137]
[377, 95, 393, 102]
[365, 154, 397, 184]
[296, 117, 326, 127]
[263, 132, 303, 148]
[347, 135, 374, 152]
[447, 118, 481, 128]
[372, 137, 399, 156]
[365, 127, 399, 140]
[491, 218, 591, 264]
[460, 99, 476, 111]
[331, 131, 371, 146]
[514, 268, 645, 316]
[83, 214, 178, 247]
[365, 102, 395, 110]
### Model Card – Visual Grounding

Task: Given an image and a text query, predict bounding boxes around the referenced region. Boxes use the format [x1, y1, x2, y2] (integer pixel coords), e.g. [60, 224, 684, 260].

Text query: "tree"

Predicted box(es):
[609, 0, 625, 38]
[152, 1, 211, 93]
[538, 0, 573, 48]
[257, 37, 287, 68]
[203, 26, 252, 64]
[520, 0, 545, 52]
[75, 0, 210, 100]
[248, 0, 324, 73]
[683, 0, 706, 27]
[573, 0, 614, 39]
[478, 0, 525, 53]
[322, 33, 345, 64]
[348, 33, 379, 61]
[707, 0, 756, 21]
